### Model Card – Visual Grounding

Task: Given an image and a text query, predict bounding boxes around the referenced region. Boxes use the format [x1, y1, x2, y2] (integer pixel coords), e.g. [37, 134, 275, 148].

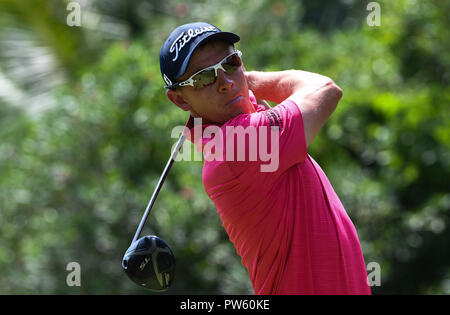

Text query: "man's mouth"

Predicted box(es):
[226, 95, 243, 106]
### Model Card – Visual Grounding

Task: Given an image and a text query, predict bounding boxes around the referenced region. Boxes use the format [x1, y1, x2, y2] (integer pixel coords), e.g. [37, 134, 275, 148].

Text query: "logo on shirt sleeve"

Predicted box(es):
[263, 109, 284, 131]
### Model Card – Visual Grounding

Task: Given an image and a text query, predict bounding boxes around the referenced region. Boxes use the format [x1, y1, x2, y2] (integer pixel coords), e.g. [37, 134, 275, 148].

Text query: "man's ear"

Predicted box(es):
[166, 89, 192, 111]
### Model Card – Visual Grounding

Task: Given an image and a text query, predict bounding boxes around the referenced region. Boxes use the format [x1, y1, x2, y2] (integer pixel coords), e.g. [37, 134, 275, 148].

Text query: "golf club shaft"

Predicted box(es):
[132, 134, 186, 244]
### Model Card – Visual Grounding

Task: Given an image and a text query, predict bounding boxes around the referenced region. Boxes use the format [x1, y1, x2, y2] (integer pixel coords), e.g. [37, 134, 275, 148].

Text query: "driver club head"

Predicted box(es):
[122, 235, 175, 291]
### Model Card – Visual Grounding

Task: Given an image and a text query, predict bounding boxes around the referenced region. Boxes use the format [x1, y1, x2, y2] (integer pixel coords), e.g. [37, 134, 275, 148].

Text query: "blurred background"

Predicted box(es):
[0, 0, 449, 294]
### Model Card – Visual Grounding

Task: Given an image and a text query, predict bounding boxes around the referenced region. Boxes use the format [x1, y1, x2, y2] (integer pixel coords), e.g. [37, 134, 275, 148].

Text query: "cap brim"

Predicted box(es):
[199, 31, 240, 46]
[175, 31, 241, 81]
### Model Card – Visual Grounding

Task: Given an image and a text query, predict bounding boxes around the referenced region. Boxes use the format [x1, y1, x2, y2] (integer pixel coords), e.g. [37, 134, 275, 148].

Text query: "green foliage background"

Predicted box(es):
[0, 0, 448, 294]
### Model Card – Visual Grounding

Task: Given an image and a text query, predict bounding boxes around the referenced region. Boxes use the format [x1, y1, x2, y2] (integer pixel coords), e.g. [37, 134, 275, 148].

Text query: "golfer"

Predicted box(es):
[160, 22, 371, 295]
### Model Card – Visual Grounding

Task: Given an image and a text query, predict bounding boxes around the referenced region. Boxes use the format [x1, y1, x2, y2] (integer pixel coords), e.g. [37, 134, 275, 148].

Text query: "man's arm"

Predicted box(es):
[245, 70, 343, 147]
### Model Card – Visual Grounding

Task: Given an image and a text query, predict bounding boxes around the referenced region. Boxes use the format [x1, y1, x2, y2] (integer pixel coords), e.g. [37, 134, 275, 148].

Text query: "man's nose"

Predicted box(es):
[216, 69, 234, 93]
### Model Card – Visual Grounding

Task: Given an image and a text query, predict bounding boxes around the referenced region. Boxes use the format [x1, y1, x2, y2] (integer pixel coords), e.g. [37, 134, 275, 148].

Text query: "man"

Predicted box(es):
[159, 22, 371, 295]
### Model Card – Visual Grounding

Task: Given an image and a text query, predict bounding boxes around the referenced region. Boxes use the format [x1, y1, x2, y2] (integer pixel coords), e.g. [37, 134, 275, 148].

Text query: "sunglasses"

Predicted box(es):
[165, 50, 243, 90]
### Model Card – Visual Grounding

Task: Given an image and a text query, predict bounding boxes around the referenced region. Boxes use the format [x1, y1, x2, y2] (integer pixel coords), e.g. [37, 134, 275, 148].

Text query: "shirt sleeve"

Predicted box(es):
[223, 98, 307, 176]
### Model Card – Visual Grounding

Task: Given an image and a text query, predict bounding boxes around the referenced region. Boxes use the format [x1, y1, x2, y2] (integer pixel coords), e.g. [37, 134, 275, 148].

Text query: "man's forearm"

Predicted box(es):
[245, 70, 335, 104]
[246, 69, 343, 147]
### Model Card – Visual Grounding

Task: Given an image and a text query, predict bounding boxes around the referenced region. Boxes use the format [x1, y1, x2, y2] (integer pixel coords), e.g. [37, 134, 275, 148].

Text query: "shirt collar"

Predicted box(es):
[183, 90, 265, 146]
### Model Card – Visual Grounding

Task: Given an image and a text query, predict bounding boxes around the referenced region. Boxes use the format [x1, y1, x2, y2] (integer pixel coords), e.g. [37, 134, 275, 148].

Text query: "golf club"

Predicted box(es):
[122, 134, 186, 291]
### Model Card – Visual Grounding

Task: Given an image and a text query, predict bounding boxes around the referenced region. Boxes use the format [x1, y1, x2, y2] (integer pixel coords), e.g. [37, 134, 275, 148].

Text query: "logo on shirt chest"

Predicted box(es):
[171, 117, 281, 173]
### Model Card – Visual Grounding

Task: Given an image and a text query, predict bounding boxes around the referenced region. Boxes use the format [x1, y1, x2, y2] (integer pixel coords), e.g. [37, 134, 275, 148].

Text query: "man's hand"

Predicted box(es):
[245, 70, 342, 147]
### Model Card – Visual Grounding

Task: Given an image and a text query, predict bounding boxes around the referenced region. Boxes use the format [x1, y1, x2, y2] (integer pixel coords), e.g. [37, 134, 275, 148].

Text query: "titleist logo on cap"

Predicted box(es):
[169, 26, 217, 62]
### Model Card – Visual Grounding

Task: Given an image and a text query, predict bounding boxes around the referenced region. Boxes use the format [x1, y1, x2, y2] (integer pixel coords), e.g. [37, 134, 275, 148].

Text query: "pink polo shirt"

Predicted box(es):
[184, 91, 371, 295]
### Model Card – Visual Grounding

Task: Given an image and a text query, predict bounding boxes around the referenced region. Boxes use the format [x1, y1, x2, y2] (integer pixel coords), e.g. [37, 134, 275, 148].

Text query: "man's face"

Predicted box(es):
[167, 40, 254, 124]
